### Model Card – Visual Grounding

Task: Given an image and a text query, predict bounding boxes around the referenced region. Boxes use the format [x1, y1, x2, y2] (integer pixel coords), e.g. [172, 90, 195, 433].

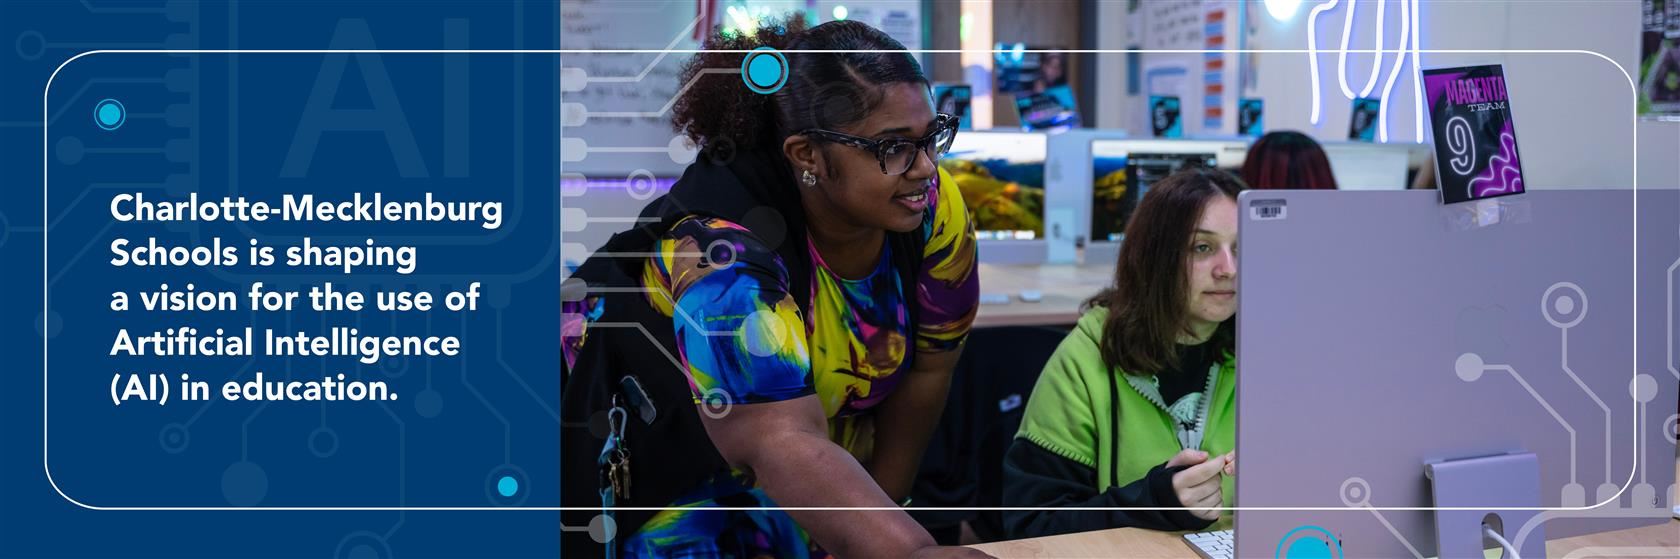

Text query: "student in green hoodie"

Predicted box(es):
[1003, 167, 1244, 539]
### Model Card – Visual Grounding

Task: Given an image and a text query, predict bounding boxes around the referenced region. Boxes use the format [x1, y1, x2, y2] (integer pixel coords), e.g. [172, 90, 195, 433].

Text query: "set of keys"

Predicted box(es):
[602, 376, 660, 504]
[602, 404, 632, 501]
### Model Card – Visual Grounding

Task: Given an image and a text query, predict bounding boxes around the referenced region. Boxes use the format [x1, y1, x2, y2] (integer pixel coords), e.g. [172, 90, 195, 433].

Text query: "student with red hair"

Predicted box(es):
[1239, 131, 1339, 190]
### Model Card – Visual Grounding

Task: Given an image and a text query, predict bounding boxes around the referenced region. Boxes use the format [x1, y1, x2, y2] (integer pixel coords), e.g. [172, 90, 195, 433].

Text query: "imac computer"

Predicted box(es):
[1043, 129, 1131, 264]
[938, 130, 1049, 264]
[1232, 189, 1678, 557]
[1080, 139, 1249, 263]
[1090, 149, 1217, 243]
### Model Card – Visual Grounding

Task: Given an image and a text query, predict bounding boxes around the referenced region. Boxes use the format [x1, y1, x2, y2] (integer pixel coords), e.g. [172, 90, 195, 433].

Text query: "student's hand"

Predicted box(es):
[910, 545, 997, 559]
[1221, 451, 1236, 477]
[1167, 449, 1226, 521]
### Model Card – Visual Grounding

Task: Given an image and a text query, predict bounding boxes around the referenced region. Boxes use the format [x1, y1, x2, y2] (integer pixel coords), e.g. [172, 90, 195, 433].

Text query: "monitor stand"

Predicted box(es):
[1425, 452, 1546, 558]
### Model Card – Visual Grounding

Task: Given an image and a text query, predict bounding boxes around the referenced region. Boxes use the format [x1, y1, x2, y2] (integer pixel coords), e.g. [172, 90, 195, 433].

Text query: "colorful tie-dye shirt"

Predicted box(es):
[561, 168, 978, 557]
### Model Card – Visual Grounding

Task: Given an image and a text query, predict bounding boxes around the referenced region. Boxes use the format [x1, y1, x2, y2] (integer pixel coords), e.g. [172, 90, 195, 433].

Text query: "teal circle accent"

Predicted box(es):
[1285, 538, 1334, 559]
[94, 99, 125, 130]
[486, 465, 530, 505]
[748, 54, 781, 87]
[740, 47, 787, 94]
[1275, 525, 1343, 559]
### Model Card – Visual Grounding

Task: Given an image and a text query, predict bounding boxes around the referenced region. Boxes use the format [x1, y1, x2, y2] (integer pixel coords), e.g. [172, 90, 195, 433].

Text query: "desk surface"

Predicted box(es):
[974, 263, 1112, 328]
[967, 519, 1679, 558]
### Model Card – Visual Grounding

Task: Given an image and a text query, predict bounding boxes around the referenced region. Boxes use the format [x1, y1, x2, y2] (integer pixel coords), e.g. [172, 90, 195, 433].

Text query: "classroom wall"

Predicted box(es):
[988, 0, 1084, 128]
[559, 0, 924, 260]
[1094, 0, 1680, 190]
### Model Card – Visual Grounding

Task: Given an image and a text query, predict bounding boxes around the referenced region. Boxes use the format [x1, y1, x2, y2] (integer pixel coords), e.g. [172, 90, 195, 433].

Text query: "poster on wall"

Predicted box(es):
[933, 84, 973, 130]
[1150, 96, 1183, 137]
[1348, 98, 1380, 142]
[1202, 4, 1227, 130]
[994, 47, 1068, 94]
[1640, 0, 1680, 116]
[1238, 98, 1264, 137]
[1422, 65, 1527, 204]
[1016, 86, 1081, 132]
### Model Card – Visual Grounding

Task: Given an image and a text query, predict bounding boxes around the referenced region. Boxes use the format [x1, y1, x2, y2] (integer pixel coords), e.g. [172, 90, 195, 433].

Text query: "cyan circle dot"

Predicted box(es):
[748, 53, 782, 87]
[94, 99, 125, 130]
[497, 475, 519, 497]
[740, 47, 786, 94]
[1555, 296, 1575, 315]
[1285, 537, 1335, 559]
[98, 103, 121, 125]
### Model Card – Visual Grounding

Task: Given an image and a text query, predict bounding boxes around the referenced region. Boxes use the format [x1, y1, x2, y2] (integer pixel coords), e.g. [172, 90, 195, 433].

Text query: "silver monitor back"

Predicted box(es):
[1319, 141, 1414, 190]
[1044, 129, 1131, 264]
[1235, 189, 1678, 557]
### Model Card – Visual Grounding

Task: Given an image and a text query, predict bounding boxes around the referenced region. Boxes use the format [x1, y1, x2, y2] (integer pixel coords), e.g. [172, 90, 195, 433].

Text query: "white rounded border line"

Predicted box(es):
[43, 49, 1646, 511]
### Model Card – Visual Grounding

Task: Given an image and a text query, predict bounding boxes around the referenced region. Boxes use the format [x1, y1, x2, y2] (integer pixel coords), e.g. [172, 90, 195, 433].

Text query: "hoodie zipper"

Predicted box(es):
[1123, 360, 1221, 451]
[1187, 363, 1220, 450]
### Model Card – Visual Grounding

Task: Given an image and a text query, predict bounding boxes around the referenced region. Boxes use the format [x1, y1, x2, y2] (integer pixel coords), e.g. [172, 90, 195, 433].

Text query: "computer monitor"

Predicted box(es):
[938, 130, 1049, 263]
[1234, 189, 1678, 557]
[1319, 141, 1414, 190]
[1091, 149, 1217, 243]
[1042, 129, 1129, 263]
[1086, 139, 1248, 246]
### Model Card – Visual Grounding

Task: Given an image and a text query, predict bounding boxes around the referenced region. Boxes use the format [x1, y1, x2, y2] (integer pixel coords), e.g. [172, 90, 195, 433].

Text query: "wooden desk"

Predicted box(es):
[974, 262, 1113, 328]
[967, 519, 1679, 558]
[974, 461, 1680, 557]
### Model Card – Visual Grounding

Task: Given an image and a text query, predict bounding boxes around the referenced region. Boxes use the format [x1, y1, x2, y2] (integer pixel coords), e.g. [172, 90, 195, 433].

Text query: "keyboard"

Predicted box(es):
[1183, 529, 1234, 559]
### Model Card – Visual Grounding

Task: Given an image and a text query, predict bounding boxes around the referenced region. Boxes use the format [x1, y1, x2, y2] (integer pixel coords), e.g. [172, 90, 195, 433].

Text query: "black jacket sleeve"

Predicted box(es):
[1001, 437, 1214, 539]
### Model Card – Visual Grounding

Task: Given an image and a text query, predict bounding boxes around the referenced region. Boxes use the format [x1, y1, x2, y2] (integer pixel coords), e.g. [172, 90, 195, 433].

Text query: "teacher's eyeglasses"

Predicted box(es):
[797, 113, 959, 176]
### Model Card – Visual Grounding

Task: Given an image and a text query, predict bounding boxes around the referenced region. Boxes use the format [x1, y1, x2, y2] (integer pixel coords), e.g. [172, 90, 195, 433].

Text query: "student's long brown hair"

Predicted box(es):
[1085, 167, 1246, 375]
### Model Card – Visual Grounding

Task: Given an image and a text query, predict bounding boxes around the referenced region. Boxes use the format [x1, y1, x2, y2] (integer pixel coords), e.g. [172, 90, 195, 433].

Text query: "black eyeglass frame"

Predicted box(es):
[796, 113, 960, 175]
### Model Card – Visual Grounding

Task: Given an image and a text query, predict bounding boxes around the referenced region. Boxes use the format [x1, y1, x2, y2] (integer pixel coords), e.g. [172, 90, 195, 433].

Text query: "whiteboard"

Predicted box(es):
[559, 0, 925, 178]
[1124, 0, 1238, 137]
[561, 0, 702, 177]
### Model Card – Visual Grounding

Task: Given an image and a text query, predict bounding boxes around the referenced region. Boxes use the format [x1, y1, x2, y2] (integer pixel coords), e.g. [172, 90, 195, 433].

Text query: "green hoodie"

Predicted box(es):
[1015, 306, 1237, 531]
